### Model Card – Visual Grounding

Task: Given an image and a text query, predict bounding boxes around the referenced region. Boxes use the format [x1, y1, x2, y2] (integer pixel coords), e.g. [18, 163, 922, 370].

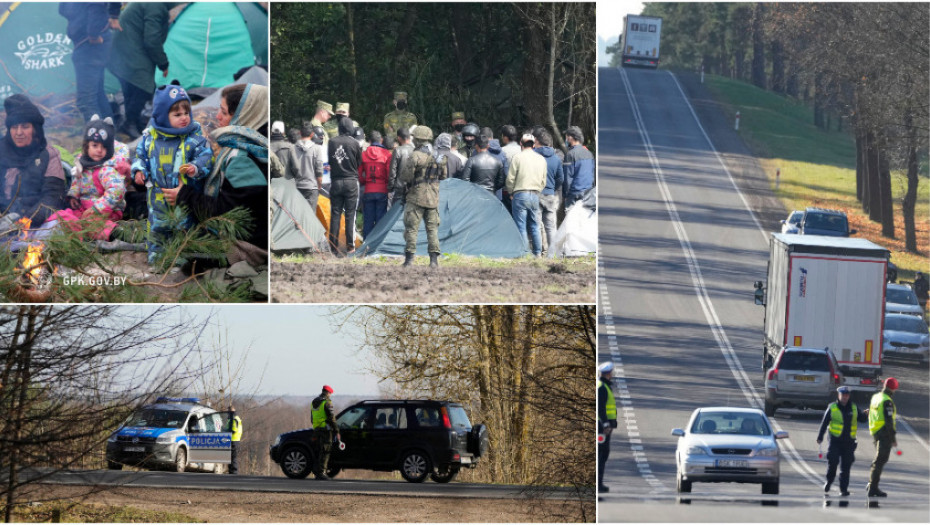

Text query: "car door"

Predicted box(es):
[371, 404, 408, 467]
[335, 405, 373, 467]
[186, 411, 232, 465]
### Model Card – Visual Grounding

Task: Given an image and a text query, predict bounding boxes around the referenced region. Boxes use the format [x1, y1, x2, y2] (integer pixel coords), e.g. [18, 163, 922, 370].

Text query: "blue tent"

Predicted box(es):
[356, 178, 527, 258]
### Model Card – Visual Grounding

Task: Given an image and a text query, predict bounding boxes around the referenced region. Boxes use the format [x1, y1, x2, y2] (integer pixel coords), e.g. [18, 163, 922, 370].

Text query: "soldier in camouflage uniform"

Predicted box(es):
[450, 111, 466, 142]
[324, 102, 350, 139]
[399, 125, 447, 269]
[383, 92, 418, 138]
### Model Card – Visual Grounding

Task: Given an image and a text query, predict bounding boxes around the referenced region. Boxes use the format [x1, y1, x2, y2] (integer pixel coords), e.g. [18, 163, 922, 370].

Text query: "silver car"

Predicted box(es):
[672, 407, 788, 495]
[883, 313, 930, 365]
[886, 283, 923, 316]
[764, 346, 841, 416]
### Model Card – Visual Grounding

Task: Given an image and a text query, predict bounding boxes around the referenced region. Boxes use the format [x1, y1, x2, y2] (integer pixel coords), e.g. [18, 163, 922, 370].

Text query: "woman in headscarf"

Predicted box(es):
[163, 83, 268, 263]
[0, 94, 67, 234]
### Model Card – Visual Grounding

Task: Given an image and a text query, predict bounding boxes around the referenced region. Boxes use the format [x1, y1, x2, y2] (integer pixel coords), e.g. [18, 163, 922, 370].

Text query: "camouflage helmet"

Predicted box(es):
[412, 125, 433, 141]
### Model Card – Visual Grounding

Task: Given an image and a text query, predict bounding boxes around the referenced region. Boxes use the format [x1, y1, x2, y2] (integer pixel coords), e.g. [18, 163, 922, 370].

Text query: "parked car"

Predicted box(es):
[105, 397, 233, 473]
[672, 407, 787, 495]
[798, 207, 856, 237]
[886, 283, 923, 316]
[764, 347, 841, 416]
[270, 399, 488, 483]
[780, 210, 803, 234]
[883, 313, 930, 365]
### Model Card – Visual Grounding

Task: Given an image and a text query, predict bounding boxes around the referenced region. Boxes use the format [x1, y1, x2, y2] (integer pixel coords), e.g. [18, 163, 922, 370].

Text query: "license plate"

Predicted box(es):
[460, 456, 471, 465]
[716, 459, 749, 468]
[124, 446, 145, 452]
[793, 375, 815, 382]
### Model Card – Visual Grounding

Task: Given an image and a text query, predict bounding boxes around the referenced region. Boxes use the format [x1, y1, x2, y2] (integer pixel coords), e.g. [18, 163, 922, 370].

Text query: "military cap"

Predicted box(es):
[412, 125, 433, 141]
[335, 102, 350, 115]
[315, 100, 333, 116]
[394, 91, 408, 101]
[451, 111, 465, 121]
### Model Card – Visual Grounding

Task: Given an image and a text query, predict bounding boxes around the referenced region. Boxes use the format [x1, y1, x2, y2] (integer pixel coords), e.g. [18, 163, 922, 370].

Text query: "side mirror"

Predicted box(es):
[671, 428, 685, 437]
[774, 430, 789, 440]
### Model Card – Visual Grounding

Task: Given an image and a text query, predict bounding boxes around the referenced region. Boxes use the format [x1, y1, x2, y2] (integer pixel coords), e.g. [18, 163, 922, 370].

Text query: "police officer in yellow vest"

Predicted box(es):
[311, 385, 340, 480]
[597, 362, 617, 494]
[816, 386, 859, 496]
[228, 406, 242, 474]
[866, 377, 898, 497]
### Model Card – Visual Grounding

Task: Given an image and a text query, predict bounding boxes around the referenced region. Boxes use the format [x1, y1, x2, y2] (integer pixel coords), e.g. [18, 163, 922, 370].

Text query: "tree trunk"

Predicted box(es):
[866, 132, 881, 221]
[813, 74, 824, 129]
[770, 39, 785, 94]
[786, 62, 799, 97]
[903, 137, 919, 252]
[346, 4, 358, 108]
[878, 148, 895, 239]
[855, 126, 865, 202]
[734, 48, 745, 81]
[751, 4, 766, 89]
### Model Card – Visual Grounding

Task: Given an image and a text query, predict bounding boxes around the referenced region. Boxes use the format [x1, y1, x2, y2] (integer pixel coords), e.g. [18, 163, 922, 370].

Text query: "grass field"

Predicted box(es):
[5, 501, 199, 523]
[704, 75, 929, 279]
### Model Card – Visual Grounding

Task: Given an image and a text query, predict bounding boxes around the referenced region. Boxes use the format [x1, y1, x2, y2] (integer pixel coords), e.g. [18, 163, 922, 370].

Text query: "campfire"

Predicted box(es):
[10, 217, 52, 302]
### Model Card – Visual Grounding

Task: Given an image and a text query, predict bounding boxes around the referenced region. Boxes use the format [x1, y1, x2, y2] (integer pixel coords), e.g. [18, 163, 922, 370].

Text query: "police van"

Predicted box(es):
[105, 397, 234, 473]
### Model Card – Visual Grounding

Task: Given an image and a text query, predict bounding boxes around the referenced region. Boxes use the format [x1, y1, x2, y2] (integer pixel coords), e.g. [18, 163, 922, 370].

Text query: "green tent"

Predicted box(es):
[157, 2, 267, 90]
[271, 178, 329, 253]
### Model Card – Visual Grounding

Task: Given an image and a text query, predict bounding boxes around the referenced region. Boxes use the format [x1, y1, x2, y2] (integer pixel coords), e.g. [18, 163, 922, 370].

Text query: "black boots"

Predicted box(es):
[403, 252, 414, 267]
[429, 253, 439, 269]
[866, 483, 887, 497]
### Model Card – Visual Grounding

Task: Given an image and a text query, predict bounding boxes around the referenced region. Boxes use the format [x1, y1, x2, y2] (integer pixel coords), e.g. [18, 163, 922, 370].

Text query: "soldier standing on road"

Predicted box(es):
[816, 386, 858, 496]
[867, 377, 899, 497]
[383, 91, 418, 138]
[399, 126, 447, 269]
[311, 386, 340, 480]
[598, 362, 617, 494]
[229, 406, 242, 475]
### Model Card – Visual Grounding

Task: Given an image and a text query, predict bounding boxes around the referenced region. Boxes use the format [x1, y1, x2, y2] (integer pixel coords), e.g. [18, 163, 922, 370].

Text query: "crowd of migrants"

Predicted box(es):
[0, 3, 268, 276]
[270, 92, 595, 267]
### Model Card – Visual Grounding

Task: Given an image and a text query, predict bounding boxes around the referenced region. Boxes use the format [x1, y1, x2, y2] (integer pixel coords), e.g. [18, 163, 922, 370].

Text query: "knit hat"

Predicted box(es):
[338, 117, 355, 136]
[435, 132, 452, 150]
[151, 81, 192, 130]
[4, 93, 44, 129]
[82, 114, 116, 167]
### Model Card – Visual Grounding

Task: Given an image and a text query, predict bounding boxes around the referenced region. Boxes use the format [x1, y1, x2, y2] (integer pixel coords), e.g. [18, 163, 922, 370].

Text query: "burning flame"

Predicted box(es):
[16, 217, 31, 240]
[22, 243, 44, 284]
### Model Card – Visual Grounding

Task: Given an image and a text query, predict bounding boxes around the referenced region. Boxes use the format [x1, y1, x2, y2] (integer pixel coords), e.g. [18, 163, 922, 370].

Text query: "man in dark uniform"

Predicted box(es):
[867, 377, 898, 497]
[816, 386, 858, 496]
[399, 126, 447, 268]
[311, 385, 340, 480]
[598, 362, 617, 494]
[913, 271, 929, 311]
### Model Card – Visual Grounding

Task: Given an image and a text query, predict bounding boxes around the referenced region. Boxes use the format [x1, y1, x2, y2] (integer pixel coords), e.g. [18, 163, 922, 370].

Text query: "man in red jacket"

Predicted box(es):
[359, 131, 392, 238]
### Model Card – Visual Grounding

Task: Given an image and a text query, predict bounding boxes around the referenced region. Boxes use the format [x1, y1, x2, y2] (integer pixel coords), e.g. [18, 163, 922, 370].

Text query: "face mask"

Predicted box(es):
[454, 124, 464, 132]
[397, 101, 408, 111]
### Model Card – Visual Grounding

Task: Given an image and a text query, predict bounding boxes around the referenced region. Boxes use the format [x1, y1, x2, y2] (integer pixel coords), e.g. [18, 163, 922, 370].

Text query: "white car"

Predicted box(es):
[780, 210, 803, 234]
[886, 283, 923, 316]
[883, 314, 930, 365]
[672, 407, 788, 495]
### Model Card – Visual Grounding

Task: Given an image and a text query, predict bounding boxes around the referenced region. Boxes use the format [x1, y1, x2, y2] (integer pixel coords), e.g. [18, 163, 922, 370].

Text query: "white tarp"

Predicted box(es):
[548, 202, 596, 257]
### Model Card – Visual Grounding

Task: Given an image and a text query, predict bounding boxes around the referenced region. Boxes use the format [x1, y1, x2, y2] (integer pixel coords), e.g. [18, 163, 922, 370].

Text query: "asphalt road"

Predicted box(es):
[597, 66, 930, 522]
[29, 468, 580, 501]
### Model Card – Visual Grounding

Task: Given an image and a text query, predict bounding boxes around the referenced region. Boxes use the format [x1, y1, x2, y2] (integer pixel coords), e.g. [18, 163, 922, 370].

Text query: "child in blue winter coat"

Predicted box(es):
[132, 81, 213, 264]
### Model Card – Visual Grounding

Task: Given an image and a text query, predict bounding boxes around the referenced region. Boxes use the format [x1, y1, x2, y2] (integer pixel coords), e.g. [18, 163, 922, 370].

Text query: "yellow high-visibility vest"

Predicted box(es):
[599, 378, 616, 422]
[869, 392, 896, 435]
[828, 402, 857, 439]
[312, 400, 330, 430]
[230, 416, 242, 442]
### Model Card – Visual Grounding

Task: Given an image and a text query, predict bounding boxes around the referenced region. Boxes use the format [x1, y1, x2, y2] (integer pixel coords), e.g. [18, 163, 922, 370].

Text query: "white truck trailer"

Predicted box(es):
[620, 15, 662, 68]
[754, 234, 889, 398]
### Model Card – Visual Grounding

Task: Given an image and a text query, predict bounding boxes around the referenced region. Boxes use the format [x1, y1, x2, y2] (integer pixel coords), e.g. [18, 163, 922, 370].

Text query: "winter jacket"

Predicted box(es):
[0, 146, 67, 225]
[107, 2, 171, 93]
[563, 144, 595, 197]
[59, 2, 121, 47]
[132, 122, 213, 191]
[328, 135, 361, 181]
[534, 146, 564, 196]
[506, 148, 547, 194]
[462, 151, 504, 193]
[271, 135, 300, 181]
[359, 143, 391, 194]
[438, 147, 464, 180]
[295, 139, 323, 191]
[70, 141, 130, 214]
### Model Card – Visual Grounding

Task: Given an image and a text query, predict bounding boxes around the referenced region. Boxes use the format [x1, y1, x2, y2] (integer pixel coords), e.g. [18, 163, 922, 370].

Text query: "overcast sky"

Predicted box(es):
[178, 306, 382, 397]
[598, 1, 646, 41]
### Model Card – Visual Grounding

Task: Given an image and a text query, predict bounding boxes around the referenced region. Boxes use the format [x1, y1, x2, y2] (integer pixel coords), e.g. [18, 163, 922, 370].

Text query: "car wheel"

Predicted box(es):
[107, 461, 123, 470]
[280, 447, 313, 479]
[174, 447, 187, 473]
[676, 471, 691, 493]
[430, 465, 460, 483]
[325, 466, 341, 479]
[764, 400, 775, 417]
[761, 481, 779, 494]
[400, 450, 432, 483]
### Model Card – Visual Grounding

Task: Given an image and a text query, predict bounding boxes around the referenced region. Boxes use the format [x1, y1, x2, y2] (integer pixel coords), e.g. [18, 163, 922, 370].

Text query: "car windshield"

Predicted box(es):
[124, 409, 187, 428]
[447, 406, 472, 431]
[691, 412, 770, 436]
[779, 351, 829, 371]
[886, 288, 918, 305]
[805, 212, 847, 232]
[788, 211, 802, 225]
[885, 316, 928, 333]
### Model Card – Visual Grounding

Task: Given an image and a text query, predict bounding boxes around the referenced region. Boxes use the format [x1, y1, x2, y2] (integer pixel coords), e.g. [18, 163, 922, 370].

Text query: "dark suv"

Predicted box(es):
[798, 207, 856, 237]
[270, 400, 488, 483]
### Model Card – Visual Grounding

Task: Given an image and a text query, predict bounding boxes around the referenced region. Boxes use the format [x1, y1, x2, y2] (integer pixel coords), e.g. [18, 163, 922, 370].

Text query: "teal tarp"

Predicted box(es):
[356, 178, 527, 258]
[158, 2, 266, 90]
[0, 2, 120, 103]
[271, 178, 329, 252]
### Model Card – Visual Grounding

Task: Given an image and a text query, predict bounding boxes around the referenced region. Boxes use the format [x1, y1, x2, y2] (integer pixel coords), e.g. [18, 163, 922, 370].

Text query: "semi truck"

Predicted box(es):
[620, 15, 662, 68]
[754, 234, 888, 399]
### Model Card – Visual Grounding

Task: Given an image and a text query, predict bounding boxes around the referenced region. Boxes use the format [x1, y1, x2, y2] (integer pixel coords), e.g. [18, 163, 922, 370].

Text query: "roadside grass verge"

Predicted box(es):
[5, 500, 200, 523]
[704, 74, 929, 279]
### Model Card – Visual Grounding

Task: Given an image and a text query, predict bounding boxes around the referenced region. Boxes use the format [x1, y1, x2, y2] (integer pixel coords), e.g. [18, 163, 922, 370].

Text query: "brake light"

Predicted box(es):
[452, 452, 460, 461]
[440, 407, 452, 429]
[767, 368, 778, 381]
[861, 378, 876, 386]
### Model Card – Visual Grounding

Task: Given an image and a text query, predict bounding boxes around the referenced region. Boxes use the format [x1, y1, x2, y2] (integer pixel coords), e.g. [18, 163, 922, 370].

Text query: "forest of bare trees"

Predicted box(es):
[617, 3, 928, 252]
